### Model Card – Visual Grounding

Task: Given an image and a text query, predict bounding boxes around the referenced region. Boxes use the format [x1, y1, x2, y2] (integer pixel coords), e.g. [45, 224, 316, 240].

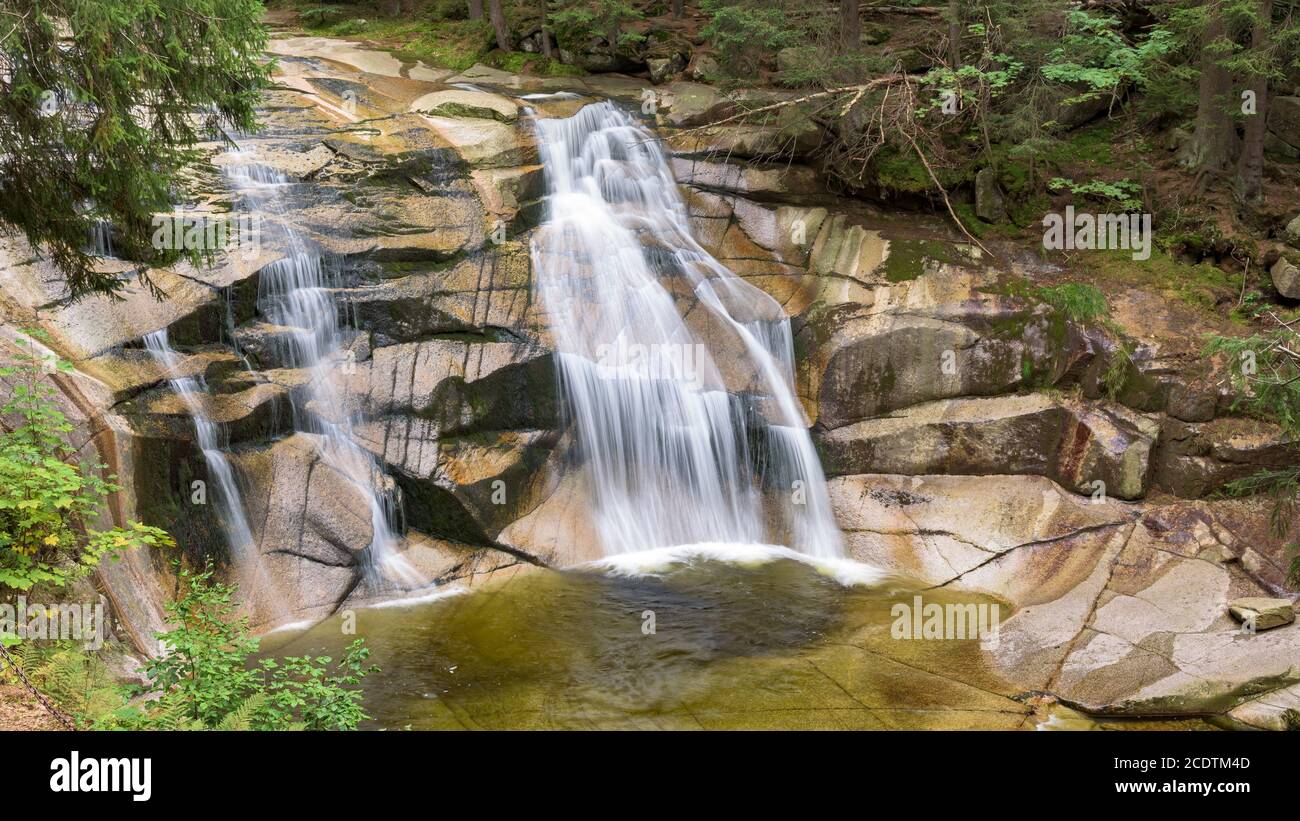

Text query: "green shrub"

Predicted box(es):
[300, 4, 352, 28]
[1035, 283, 1109, 323]
[124, 565, 377, 730]
[700, 0, 795, 76]
[0, 331, 173, 594]
[427, 0, 468, 21]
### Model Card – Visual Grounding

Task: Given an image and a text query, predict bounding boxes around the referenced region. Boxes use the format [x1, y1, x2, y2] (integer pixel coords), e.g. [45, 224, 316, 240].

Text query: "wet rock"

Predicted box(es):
[666, 109, 825, 161]
[348, 337, 556, 436]
[127, 379, 288, 446]
[808, 215, 889, 283]
[496, 468, 604, 566]
[212, 143, 335, 180]
[829, 473, 1130, 585]
[418, 114, 538, 168]
[797, 268, 1096, 429]
[1228, 683, 1300, 730]
[1228, 597, 1296, 631]
[659, 82, 735, 127]
[686, 54, 720, 82]
[346, 243, 538, 344]
[0, 240, 224, 359]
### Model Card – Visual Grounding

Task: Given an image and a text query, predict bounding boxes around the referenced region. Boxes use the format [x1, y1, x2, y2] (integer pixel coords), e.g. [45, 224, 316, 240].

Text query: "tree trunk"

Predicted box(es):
[672, 0, 684, 18]
[947, 0, 961, 68]
[468, 0, 483, 20]
[538, 0, 554, 58]
[488, 0, 511, 51]
[1188, 7, 1238, 171]
[840, 0, 861, 52]
[1235, 0, 1272, 201]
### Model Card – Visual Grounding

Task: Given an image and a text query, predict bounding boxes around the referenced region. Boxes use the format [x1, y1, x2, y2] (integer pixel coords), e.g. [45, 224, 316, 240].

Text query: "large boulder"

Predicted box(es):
[817, 393, 1159, 499]
[829, 473, 1131, 585]
[658, 82, 736, 127]
[1228, 597, 1296, 631]
[796, 268, 1097, 429]
[1271, 256, 1300, 299]
[672, 157, 821, 199]
[1152, 416, 1295, 498]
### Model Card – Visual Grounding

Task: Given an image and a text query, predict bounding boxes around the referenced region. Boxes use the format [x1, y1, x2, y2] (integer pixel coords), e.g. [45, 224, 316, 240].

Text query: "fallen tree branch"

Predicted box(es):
[899, 126, 992, 258]
[673, 75, 908, 137]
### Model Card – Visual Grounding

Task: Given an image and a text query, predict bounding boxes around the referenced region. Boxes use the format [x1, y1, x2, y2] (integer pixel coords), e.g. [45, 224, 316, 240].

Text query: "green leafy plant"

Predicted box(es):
[1047, 176, 1144, 212]
[1205, 330, 1300, 435]
[0, 331, 173, 594]
[700, 0, 795, 75]
[1039, 10, 1174, 103]
[0, 641, 122, 727]
[125, 565, 377, 730]
[1035, 283, 1109, 323]
[552, 0, 646, 57]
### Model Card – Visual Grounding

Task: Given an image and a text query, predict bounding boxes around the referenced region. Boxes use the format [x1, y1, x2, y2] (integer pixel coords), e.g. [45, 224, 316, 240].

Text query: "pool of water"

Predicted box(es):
[262, 547, 1081, 729]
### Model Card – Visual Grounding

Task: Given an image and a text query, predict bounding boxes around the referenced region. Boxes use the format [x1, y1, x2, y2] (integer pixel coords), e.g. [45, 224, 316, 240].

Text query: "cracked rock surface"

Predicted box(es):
[2, 36, 1295, 727]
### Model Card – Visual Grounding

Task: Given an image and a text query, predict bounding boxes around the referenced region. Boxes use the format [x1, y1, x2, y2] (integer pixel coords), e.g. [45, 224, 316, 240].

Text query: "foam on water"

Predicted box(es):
[584, 542, 890, 588]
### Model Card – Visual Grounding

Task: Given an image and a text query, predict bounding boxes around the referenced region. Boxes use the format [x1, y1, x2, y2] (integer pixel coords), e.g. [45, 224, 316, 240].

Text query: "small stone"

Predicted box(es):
[1228, 597, 1296, 631]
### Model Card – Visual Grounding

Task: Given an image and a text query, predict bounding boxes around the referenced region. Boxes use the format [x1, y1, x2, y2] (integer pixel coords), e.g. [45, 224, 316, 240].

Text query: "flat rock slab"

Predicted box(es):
[411, 88, 520, 122]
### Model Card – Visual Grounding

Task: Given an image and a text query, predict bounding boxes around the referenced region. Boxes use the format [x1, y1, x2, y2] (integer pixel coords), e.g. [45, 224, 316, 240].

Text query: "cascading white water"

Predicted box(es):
[87, 220, 114, 258]
[222, 154, 420, 586]
[530, 101, 843, 559]
[141, 330, 282, 602]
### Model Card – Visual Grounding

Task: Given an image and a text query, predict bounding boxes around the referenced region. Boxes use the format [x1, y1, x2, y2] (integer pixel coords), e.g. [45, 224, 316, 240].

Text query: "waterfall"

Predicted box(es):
[142, 329, 285, 612]
[87, 220, 114, 258]
[222, 154, 421, 587]
[530, 101, 843, 559]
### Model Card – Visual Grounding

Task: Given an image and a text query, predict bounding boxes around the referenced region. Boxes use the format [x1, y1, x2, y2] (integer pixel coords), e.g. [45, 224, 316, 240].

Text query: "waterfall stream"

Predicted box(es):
[142, 329, 283, 613]
[222, 154, 421, 587]
[530, 101, 843, 558]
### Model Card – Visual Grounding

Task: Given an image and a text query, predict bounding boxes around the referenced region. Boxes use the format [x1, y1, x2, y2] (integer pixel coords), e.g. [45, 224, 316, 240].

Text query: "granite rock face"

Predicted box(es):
[4, 39, 1295, 726]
